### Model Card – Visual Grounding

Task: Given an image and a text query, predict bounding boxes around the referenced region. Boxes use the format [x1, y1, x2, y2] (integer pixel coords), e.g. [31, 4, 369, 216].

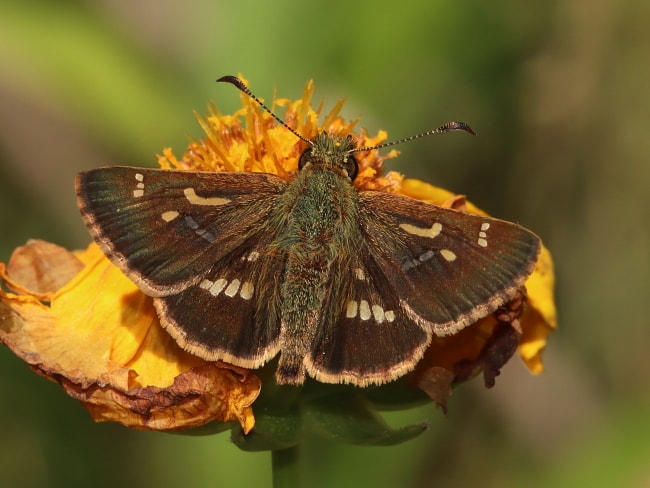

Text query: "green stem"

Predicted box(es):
[271, 446, 300, 488]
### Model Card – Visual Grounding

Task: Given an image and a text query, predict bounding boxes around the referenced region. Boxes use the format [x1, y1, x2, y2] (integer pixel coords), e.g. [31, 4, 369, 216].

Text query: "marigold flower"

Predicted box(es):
[0, 76, 556, 444]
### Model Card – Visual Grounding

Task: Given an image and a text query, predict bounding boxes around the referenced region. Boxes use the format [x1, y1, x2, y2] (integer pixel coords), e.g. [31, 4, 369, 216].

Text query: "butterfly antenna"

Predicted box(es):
[217, 75, 312, 145]
[348, 121, 476, 154]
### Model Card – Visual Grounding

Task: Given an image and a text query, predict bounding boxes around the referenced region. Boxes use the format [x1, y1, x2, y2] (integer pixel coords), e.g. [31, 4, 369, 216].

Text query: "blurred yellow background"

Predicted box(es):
[1, 1, 649, 487]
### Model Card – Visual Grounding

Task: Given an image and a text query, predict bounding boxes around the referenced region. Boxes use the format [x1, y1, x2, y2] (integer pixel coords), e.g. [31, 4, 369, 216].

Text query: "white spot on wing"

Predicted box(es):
[478, 222, 489, 247]
[359, 300, 371, 321]
[133, 173, 145, 198]
[440, 249, 457, 261]
[208, 278, 228, 296]
[161, 210, 180, 222]
[240, 281, 254, 300]
[385, 310, 396, 322]
[346, 300, 358, 318]
[354, 268, 366, 281]
[399, 222, 442, 238]
[372, 304, 385, 323]
[225, 279, 241, 297]
[184, 187, 231, 206]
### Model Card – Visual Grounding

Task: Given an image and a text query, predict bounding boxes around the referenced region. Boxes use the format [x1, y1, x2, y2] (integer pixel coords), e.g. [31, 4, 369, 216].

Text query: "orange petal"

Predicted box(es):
[520, 245, 557, 373]
[0, 241, 261, 432]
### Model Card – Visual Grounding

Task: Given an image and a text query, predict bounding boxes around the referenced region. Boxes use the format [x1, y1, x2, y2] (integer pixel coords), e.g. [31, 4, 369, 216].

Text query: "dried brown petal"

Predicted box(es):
[1, 239, 84, 299]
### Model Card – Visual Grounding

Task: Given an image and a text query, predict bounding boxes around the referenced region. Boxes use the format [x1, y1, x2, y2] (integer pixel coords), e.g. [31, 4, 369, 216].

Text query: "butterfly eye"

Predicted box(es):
[343, 154, 358, 181]
[298, 148, 312, 171]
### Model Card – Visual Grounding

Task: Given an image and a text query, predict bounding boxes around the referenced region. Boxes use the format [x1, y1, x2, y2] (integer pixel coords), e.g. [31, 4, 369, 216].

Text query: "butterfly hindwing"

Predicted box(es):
[359, 191, 540, 336]
[154, 240, 286, 368]
[76, 167, 287, 296]
[307, 257, 430, 385]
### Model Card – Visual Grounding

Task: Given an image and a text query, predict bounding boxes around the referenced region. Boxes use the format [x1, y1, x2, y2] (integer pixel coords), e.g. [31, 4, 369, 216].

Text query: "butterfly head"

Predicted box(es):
[298, 133, 359, 181]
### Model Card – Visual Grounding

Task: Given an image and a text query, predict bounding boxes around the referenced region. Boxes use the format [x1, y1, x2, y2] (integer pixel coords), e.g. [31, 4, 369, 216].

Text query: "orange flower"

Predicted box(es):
[0, 76, 556, 438]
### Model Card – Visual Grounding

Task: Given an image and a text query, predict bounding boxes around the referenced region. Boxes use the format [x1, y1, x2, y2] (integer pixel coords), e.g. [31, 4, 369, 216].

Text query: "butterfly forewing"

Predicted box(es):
[360, 191, 540, 336]
[76, 167, 286, 296]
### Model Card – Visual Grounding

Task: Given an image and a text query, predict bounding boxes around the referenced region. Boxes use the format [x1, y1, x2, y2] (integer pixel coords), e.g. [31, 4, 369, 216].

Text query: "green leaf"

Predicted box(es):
[303, 392, 428, 446]
[232, 405, 302, 452]
[363, 379, 431, 411]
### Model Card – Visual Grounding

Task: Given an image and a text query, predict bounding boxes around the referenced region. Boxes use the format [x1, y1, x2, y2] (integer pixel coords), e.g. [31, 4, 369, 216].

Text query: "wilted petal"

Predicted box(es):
[1, 239, 84, 298]
[0, 240, 260, 433]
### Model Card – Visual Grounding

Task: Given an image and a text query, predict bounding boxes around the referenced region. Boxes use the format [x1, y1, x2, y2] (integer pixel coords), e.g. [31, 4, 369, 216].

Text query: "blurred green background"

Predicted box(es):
[1, 1, 649, 487]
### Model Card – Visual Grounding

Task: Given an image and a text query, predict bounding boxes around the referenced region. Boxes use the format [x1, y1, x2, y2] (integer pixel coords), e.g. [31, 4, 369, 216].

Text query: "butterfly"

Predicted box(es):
[76, 76, 540, 387]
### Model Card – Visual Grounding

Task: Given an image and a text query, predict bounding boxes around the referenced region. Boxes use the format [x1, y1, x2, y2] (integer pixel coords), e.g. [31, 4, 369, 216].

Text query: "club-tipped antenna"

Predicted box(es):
[348, 121, 476, 155]
[217, 75, 312, 145]
[217, 75, 476, 154]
